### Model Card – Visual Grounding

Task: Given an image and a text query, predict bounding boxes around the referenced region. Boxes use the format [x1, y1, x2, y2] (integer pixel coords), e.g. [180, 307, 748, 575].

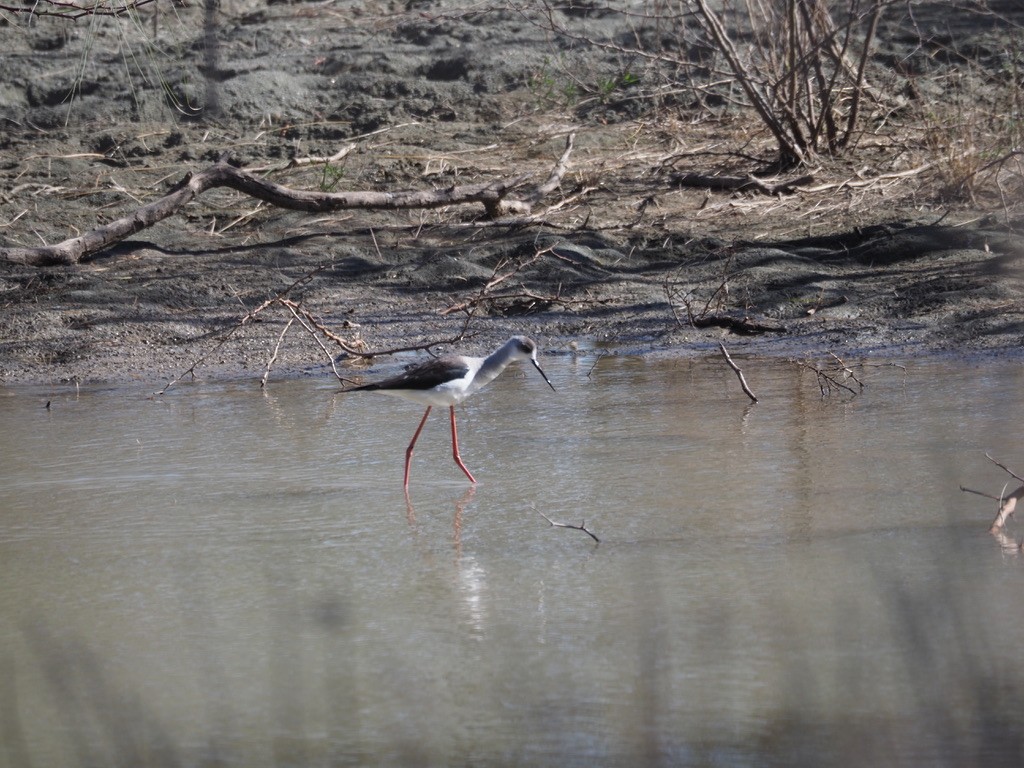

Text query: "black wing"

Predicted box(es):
[349, 356, 469, 392]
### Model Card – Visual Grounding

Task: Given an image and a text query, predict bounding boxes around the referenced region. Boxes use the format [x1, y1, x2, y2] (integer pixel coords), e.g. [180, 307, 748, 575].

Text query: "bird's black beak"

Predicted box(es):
[532, 359, 556, 392]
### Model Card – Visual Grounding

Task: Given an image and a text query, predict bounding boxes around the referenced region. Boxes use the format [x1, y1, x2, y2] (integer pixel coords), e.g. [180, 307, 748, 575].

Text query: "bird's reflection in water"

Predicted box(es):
[403, 486, 488, 636]
[405, 485, 476, 557]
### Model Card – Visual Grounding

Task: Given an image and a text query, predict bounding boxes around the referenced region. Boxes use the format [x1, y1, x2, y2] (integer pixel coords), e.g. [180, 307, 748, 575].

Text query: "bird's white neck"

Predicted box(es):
[468, 338, 525, 395]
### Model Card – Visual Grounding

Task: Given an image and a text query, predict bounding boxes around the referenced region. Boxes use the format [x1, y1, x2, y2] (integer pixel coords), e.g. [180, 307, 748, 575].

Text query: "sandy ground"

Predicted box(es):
[0, 1, 1022, 387]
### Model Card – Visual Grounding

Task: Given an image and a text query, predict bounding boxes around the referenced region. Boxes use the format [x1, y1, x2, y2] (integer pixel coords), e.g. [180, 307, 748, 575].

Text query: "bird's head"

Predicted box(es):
[509, 336, 556, 392]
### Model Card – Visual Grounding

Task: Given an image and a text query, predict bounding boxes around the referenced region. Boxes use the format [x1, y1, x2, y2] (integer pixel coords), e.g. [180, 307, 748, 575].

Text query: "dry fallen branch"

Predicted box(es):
[985, 451, 1024, 484]
[537, 509, 600, 543]
[243, 144, 357, 175]
[0, 0, 157, 19]
[800, 163, 933, 193]
[154, 265, 333, 394]
[1, 136, 576, 266]
[155, 262, 478, 393]
[519, 132, 575, 207]
[275, 298, 368, 361]
[794, 353, 863, 397]
[262, 313, 297, 388]
[718, 342, 758, 403]
[672, 172, 817, 196]
[274, 299, 354, 384]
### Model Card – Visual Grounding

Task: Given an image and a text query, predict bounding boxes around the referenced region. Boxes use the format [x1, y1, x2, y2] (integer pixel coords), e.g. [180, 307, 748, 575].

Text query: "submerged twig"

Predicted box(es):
[794, 354, 861, 398]
[537, 509, 600, 543]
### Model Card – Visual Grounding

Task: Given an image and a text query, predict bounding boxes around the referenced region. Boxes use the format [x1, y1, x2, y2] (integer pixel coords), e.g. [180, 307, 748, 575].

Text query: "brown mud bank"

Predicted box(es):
[0, 1, 1022, 386]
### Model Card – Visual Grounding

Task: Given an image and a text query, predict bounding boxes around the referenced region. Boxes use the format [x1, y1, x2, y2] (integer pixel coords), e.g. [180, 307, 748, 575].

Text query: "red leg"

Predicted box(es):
[449, 406, 477, 484]
[404, 406, 432, 489]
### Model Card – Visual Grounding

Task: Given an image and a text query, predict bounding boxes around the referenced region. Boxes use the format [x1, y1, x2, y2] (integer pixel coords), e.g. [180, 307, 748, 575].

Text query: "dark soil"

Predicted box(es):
[1, 1, 1023, 386]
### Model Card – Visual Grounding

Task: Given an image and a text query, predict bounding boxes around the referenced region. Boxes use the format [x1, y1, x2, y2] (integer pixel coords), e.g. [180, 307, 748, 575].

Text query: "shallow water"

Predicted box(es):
[2, 354, 1024, 767]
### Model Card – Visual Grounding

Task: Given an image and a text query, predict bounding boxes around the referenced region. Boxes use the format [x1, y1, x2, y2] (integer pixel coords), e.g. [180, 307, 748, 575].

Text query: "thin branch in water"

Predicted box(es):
[719, 342, 758, 403]
[828, 351, 864, 391]
[537, 509, 600, 543]
[959, 485, 1001, 502]
[794, 356, 860, 398]
[985, 452, 1024, 484]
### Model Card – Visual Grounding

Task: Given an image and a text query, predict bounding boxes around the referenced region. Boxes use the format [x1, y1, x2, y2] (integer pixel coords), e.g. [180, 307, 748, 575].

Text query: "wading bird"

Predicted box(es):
[346, 336, 555, 489]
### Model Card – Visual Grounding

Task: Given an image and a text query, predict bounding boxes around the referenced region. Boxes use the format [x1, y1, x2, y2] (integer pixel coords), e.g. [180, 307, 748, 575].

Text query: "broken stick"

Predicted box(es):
[1, 134, 576, 266]
[537, 509, 600, 543]
[718, 342, 758, 403]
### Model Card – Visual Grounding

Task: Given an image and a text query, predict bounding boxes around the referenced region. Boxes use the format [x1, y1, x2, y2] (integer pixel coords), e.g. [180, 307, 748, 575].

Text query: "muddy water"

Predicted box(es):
[2, 354, 1023, 767]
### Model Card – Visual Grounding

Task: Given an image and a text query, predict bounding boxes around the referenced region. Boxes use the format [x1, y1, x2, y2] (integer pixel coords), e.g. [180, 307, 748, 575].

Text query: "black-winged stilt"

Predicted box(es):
[347, 336, 555, 489]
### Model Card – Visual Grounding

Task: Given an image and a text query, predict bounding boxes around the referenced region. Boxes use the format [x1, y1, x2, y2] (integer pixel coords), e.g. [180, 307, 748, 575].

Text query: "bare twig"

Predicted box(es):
[154, 324, 243, 396]
[276, 298, 367, 359]
[673, 172, 816, 195]
[840, 3, 883, 149]
[794, 356, 861, 397]
[693, 0, 805, 166]
[244, 144, 357, 175]
[261, 313, 296, 388]
[537, 509, 600, 543]
[0, 0, 157, 19]
[801, 163, 934, 193]
[828, 351, 864, 390]
[155, 262, 327, 394]
[156, 260, 479, 390]
[718, 342, 758, 403]
[276, 299, 350, 383]
[958, 485, 1002, 502]
[985, 452, 1024, 484]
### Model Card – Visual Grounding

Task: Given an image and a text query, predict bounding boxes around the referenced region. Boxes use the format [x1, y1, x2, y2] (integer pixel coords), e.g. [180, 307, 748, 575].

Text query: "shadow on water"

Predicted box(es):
[2, 356, 1024, 766]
